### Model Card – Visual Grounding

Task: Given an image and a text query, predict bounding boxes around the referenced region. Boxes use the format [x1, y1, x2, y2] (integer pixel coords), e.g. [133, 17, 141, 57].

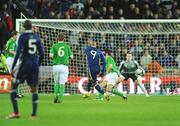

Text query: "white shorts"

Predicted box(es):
[6, 57, 14, 73]
[53, 65, 69, 84]
[104, 72, 118, 86]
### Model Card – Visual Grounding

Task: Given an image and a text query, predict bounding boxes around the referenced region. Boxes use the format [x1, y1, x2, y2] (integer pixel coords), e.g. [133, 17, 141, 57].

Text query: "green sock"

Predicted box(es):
[98, 93, 103, 99]
[112, 87, 123, 97]
[59, 84, 65, 101]
[54, 84, 59, 97]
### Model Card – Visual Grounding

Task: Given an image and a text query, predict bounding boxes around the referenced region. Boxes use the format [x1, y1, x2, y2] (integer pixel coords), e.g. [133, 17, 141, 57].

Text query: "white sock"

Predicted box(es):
[138, 83, 149, 96]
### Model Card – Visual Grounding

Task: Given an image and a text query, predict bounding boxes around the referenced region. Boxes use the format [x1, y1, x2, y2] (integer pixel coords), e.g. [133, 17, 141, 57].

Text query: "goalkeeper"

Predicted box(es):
[117, 52, 149, 97]
[100, 49, 127, 101]
[5, 31, 24, 98]
[50, 32, 73, 103]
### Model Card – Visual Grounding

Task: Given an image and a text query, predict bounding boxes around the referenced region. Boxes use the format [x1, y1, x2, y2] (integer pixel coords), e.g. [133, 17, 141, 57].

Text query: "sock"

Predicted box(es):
[32, 93, 38, 116]
[95, 84, 104, 95]
[59, 84, 65, 101]
[98, 93, 103, 99]
[54, 84, 59, 97]
[112, 87, 123, 97]
[17, 86, 22, 95]
[10, 89, 19, 114]
[87, 82, 92, 92]
[138, 83, 148, 96]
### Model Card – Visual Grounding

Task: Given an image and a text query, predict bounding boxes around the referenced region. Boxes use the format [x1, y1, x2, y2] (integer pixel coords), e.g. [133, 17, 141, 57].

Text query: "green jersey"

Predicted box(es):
[106, 55, 119, 74]
[119, 60, 139, 74]
[5, 37, 17, 58]
[50, 42, 73, 65]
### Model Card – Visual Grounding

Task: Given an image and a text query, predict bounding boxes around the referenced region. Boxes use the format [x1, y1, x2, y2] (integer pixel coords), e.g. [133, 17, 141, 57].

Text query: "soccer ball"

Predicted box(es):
[136, 68, 143, 75]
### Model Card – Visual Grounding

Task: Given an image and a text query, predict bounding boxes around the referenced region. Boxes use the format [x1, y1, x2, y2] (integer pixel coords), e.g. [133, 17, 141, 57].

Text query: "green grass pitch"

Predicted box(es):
[0, 94, 180, 126]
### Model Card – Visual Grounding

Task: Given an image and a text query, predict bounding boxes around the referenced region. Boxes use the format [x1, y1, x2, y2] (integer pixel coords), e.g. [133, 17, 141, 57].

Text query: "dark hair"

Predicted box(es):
[11, 30, 18, 37]
[127, 51, 132, 54]
[58, 32, 65, 41]
[104, 49, 112, 55]
[23, 20, 32, 30]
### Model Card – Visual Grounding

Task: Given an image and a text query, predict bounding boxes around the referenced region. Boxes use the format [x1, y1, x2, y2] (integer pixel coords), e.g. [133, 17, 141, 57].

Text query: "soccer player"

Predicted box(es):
[117, 52, 149, 97]
[5, 31, 24, 98]
[100, 49, 127, 101]
[83, 38, 106, 99]
[6, 20, 44, 119]
[50, 32, 73, 103]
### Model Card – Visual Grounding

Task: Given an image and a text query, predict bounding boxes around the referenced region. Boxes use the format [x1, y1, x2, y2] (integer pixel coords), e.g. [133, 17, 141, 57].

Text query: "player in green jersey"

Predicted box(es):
[50, 33, 73, 103]
[117, 52, 149, 97]
[5, 31, 24, 98]
[100, 49, 127, 101]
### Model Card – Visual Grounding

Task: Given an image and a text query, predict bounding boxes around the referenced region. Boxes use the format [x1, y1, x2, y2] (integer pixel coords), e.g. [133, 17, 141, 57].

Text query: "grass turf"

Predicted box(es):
[0, 94, 180, 126]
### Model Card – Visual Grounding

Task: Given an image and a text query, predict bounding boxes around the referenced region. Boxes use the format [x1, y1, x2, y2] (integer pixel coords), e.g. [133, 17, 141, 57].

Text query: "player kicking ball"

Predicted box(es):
[117, 52, 149, 97]
[99, 49, 127, 101]
[50, 32, 73, 103]
[83, 38, 106, 100]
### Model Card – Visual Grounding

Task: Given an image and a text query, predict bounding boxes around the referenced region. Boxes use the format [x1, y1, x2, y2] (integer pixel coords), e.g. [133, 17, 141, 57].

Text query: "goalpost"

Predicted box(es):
[16, 19, 180, 95]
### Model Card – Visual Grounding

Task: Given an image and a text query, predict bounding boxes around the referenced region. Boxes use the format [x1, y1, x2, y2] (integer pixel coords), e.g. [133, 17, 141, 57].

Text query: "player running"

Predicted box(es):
[117, 52, 149, 97]
[6, 20, 44, 120]
[100, 49, 127, 101]
[5, 31, 24, 98]
[83, 38, 106, 99]
[50, 32, 73, 103]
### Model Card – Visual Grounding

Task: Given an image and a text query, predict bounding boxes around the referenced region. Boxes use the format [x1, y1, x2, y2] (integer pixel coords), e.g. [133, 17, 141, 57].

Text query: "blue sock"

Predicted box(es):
[10, 90, 19, 114]
[95, 85, 104, 95]
[87, 82, 92, 92]
[32, 93, 38, 116]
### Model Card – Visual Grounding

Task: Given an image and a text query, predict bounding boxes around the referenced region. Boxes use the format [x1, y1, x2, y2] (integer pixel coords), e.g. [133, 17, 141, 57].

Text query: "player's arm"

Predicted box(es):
[9, 43, 16, 56]
[49, 45, 54, 59]
[11, 36, 22, 71]
[37, 38, 44, 66]
[134, 60, 145, 75]
[106, 57, 113, 73]
[99, 51, 106, 76]
[68, 45, 73, 59]
[118, 61, 124, 74]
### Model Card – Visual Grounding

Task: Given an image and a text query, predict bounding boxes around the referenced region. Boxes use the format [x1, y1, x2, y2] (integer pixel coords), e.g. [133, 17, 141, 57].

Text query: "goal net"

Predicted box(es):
[16, 19, 180, 95]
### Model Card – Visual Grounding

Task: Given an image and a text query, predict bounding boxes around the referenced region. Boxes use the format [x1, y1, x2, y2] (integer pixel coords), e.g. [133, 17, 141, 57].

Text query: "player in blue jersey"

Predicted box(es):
[83, 38, 106, 99]
[6, 20, 44, 120]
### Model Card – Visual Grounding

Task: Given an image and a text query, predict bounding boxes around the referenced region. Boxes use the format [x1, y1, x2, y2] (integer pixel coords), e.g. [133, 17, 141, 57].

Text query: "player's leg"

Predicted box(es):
[27, 64, 39, 119]
[53, 66, 60, 103]
[105, 73, 127, 101]
[58, 65, 69, 103]
[135, 76, 149, 97]
[6, 65, 25, 119]
[83, 69, 94, 98]
[6, 78, 21, 119]
[91, 68, 105, 97]
[30, 86, 38, 119]
[6, 58, 24, 98]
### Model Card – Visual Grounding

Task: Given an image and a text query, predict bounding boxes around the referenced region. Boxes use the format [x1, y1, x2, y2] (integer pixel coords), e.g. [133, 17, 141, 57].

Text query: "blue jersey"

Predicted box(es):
[84, 46, 106, 75]
[12, 31, 44, 70]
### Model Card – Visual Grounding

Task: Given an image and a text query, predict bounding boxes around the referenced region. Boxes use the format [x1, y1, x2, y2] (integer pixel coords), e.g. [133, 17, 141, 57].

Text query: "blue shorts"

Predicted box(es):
[15, 60, 39, 87]
[88, 67, 100, 82]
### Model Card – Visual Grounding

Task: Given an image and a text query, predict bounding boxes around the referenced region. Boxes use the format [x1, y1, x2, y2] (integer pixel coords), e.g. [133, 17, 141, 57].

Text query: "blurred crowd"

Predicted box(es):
[21, 0, 180, 19]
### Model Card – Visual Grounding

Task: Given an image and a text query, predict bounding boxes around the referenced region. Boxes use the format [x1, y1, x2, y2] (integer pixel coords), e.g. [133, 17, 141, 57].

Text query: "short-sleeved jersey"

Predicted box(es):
[119, 60, 139, 74]
[12, 31, 44, 70]
[84, 46, 106, 74]
[50, 42, 73, 65]
[5, 37, 17, 58]
[106, 55, 119, 74]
